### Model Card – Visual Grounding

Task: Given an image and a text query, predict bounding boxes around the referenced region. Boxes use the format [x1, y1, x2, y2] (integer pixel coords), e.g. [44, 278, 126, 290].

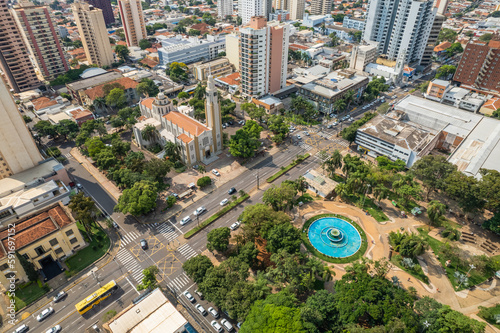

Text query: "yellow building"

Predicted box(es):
[0, 202, 86, 287]
[0, 77, 43, 180]
[193, 58, 233, 82]
[72, 2, 114, 67]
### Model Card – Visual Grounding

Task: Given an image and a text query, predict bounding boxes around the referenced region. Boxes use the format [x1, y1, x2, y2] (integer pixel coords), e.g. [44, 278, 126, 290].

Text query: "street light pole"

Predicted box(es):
[256, 171, 260, 190]
[423, 321, 430, 332]
[458, 264, 475, 289]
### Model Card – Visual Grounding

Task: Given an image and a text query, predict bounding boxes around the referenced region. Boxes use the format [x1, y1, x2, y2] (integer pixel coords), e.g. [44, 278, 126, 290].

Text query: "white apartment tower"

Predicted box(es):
[238, 0, 272, 24]
[239, 16, 290, 97]
[288, 0, 304, 20]
[218, 0, 232, 19]
[363, 0, 436, 66]
[118, 0, 147, 47]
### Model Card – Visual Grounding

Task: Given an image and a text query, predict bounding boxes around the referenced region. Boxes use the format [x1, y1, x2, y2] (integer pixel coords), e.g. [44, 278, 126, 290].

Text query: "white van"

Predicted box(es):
[221, 319, 234, 332]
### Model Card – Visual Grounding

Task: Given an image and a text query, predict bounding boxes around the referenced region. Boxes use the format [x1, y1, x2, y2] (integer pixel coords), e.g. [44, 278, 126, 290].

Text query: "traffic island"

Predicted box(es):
[184, 194, 250, 239]
[266, 153, 310, 183]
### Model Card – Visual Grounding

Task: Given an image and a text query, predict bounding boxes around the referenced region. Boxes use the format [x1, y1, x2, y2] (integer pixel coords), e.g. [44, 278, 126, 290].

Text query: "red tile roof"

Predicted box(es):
[84, 77, 139, 101]
[178, 133, 193, 143]
[218, 72, 240, 86]
[32, 97, 58, 111]
[140, 57, 159, 68]
[482, 97, 500, 110]
[0, 205, 74, 258]
[434, 41, 452, 52]
[70, 108, 93, 120]
[140, 97, 155, 110]
[289, 43, 309, 51]
[163, 111, 209, 136]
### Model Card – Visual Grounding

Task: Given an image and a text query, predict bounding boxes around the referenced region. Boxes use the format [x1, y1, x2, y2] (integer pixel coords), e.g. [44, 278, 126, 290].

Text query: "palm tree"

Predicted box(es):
[141, 125, 159, 144]
[295, 176, 308, 196]
[372, 184, 389, 205]
[93, 97, 107, 113]
[334, 183, 350, 201]
[325, 149, 343, 178]
[193, 83, 206, 100]
[164, 141, 181, 162]
[344, 90, 355, 109]
[427, 200, 446, 225]
[334, 99, 346, 113]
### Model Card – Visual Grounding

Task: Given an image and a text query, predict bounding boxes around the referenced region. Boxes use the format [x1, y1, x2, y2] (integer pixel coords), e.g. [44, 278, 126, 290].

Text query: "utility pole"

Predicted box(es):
[256, 171, 260, 189]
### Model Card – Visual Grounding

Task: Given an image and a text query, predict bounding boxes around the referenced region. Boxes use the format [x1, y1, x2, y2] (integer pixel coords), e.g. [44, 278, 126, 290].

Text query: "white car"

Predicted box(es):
[220, 198, 229, 206]
[184, 291, 195, 303]
[304, 131, 310, 136]
[208, 306, 220, 318]
[230, 221, 241, 231]
[196, 304, 207, 316]
[296, 135, 302, 140]
[180, 216, 192, 225]
[193, 206, 206, 216]
[211, 320, 223, 333]
[37, 307, 54, 322]
[221, 318, 235, 332]
[212, 169, 220, 176]
[45, 326, 61, 333]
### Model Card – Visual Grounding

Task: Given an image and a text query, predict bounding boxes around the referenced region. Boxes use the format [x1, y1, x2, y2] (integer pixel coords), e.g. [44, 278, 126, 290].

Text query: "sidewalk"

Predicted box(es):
[2, 223, 121, 332]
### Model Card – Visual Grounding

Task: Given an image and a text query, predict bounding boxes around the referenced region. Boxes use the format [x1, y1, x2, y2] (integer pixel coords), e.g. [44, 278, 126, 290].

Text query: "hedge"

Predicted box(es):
[301, 213, 368, 264]
[184, 194, 250, 239]
[267, 153, 310, 183]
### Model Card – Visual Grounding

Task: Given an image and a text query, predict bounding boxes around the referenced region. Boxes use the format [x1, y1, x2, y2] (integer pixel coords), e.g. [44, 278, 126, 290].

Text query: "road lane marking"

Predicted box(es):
[126, 277, 140, 295]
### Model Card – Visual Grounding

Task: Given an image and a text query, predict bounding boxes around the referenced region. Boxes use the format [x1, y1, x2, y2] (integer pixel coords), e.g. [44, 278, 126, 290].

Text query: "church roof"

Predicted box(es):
[178, 133, 193, 143]
[163, 111, 209, 136]
[140, 97, 155, 110]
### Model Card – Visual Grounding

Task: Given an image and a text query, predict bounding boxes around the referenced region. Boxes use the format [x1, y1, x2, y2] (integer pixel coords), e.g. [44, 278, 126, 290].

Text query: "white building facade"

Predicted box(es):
[217, 0, 233, 18]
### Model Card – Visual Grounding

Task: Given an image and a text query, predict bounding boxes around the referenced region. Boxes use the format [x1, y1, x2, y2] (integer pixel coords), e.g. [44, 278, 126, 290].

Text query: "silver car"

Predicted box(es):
[36, 307, 54, 322]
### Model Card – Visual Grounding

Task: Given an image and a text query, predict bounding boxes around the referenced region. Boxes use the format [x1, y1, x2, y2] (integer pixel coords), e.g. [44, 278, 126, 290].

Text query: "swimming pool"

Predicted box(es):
[307, 217, 362, 258]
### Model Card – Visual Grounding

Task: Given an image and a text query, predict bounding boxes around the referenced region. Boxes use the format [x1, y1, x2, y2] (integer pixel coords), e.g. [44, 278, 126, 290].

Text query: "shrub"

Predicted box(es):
[197, 176, 212, 188]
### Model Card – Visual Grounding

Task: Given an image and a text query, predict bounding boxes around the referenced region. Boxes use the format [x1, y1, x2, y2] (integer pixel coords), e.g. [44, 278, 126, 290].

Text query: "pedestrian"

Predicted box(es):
[408, 278, 411, 282]
[436, 288, 439, 292]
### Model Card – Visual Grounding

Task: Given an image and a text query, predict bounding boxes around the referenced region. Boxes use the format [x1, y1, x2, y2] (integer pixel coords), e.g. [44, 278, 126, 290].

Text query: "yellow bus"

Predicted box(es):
[75, 280, 118, 315]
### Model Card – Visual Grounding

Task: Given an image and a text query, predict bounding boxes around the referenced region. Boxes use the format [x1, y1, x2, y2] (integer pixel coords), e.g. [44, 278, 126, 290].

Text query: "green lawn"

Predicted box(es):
[391, 254, 429, 284]
[344, 194, 389, 223]
[478, 304, 500, 329]
[185, 194, 250, 239]
[65, 223, 110, 275]
[330, 173, 345, 183]
[10, 280, 48, 311]
[418, 228, 496, 290]
[266, 154, 310, 183]
[301, 214, 368, 264]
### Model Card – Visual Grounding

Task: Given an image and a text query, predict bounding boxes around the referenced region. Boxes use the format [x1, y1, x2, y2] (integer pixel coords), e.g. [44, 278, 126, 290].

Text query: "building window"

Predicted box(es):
[66, 229, 74, 236]
[54, 248, 64, 255]
[69, 237, 78, 244]
[34, 246, 45, 256]
[0, 263, 9, 271]
[22, 254, 29, 260]
[49, 238, 58, 246]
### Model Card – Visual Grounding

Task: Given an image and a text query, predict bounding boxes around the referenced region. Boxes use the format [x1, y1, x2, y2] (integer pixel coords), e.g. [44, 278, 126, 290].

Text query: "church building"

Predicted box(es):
[133, 74, 223, 165]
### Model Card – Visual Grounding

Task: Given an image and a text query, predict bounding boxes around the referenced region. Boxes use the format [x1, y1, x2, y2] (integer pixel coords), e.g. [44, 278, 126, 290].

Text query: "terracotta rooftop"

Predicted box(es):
[70, 108, 93, 120]
[84, 77, 139, 101]
[482, 97, 500, 110]
[177, 133, 193, 143]
[217, 72, 241, 86]
[434, 41, 452, 52]
[289, 43, 309, 51]
[140, 97, 155, 110]
[0, 204, 74, 258]
[116, 41, 127, 46]
[32, 97, 58, 111]
[163, 111, 209, 136]
[140, 57, 159, 68]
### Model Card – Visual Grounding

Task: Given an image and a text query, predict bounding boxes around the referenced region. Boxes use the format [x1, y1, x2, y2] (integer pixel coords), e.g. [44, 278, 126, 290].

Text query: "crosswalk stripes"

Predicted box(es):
[64, 153, 72, 159]
[177, 243, 197, 260]
[156, 223, 178, 243]
[115, 248, 144, 283]
[120, 231, 141, 246]
[168, 272, 192, 292]
[298, 142, 312, 151]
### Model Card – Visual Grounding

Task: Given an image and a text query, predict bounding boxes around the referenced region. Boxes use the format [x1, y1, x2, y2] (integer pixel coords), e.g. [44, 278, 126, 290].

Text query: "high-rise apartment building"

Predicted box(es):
[218, 0, 232, 18]
[363, 0, 436, 66]
[72, 2, 114, 67]
[0, 0, 40, 93]
[310, 0, 332, 15]
[421, 13, 445, 67]
[118, 0, 147, 47]
[12, 1, 69, 81]
[288, 0, 304, 20]
[85, 0, 115, 25]
[239, 16, 289, 96]
[238, 0, 264, 24]
[454, 38, 500, 95]
[273, 0, 288, 10]
[0, 77, 42, 179]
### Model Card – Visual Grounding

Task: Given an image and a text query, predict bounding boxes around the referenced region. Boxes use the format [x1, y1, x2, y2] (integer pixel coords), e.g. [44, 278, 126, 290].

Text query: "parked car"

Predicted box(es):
[184, 291, 195, 303]
[140, 239, 148, 250]
[222, 124, 226, 129]
[220, 198, 229, 206]
[221, 318, 235, 332]
[333, 122, 338, 126]
[228, 187, 236, 195]
[193, 206, 206, 216]
[195, 289, 204, 300]
[238, 120, 245, 125]
[12, 324, 29, 333]
[230, 221, 241, 231]
[45, 326, 61, 333]
[211, 320, 223, 333]
[228, 120, 234, 125]
[304, 131, 310, 136]
[212, 169, 220, 176]
[172, 193, 179, 199]
[112, 221, 119, 229]
[180, 216, 191, 225]
[37, 307, 54, 322]
[53, 291, 67, 303]
[296, 135, 302, 140]
[196, 304, 207, 316]
[327, 124, 332, 129]
[208, 306, 220, 318]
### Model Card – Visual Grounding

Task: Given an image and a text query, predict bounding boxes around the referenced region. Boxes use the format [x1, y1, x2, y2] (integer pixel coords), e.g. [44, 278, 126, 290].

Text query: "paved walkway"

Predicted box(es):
[300, 199, 500, 333]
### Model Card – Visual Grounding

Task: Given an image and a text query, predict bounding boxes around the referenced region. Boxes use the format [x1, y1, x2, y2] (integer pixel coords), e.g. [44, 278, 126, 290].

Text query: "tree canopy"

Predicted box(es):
[114, 180, 158, 216]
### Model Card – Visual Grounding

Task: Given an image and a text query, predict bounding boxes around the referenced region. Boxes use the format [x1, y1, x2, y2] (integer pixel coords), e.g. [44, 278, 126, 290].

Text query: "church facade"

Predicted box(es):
[133, 75, 223, 166]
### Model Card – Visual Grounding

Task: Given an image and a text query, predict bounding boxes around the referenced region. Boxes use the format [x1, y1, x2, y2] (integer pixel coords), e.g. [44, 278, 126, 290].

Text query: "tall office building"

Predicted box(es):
[363, 0, 436, 66]
[0, 0, 39, 93]
[85, 0, 115, 25]
[454, 37, 500, 95]
[239, 16, 289, 96]
[0, 77, 42, 179]
[72, 2, 114, 67]
[11, 1, 69, 81]
[238, 0, 264, 24]
[273, 0, 288, 10]
[118, 0, 147, 47]
[218, 0, 232, 19]
[288, 0, 304, 20]
[310, 0, 332, 15]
